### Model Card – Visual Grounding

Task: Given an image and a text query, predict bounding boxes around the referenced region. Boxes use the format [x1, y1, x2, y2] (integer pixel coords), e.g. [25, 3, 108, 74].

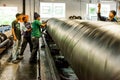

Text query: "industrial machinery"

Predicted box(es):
[45, 18, 120, 80]
[0, 30, 13, 54]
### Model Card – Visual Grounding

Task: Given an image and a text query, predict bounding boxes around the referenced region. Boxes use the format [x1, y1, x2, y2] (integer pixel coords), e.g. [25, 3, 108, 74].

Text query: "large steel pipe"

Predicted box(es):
[47, 18, 120, 80]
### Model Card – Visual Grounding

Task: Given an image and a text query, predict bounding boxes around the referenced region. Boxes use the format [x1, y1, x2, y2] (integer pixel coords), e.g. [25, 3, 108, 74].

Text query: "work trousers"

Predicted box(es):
[12, 40, 21, 60]
[30, 37, 39, 61]
[19, 36, 33, 55]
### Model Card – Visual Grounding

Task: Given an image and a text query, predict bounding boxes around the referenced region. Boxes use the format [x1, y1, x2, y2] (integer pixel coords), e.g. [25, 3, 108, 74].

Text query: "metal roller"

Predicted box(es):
[47, 18, 120, 80]
[0, 31, 13, 54]
[0, 33, 7, 43]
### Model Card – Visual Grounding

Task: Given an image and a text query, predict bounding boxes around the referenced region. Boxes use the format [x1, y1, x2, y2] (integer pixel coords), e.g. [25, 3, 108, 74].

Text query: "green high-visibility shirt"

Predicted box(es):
[31, 20, 42, 38]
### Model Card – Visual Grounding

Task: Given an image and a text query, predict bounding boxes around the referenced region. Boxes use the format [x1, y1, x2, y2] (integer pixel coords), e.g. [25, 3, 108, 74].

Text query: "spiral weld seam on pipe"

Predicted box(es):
[47, 18, 120, 80]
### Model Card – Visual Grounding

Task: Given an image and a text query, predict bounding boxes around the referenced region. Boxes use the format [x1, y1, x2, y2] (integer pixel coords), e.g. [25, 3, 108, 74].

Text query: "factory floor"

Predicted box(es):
[0, 39, 52, 80]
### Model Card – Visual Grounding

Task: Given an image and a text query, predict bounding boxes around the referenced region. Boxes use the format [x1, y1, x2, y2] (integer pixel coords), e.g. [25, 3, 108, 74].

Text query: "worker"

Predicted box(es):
[29, 12, 45, 64]
[77, 16, 82, 20]
[97, 3, 117, 22]
[7, 13, 22, 62]
[16, 15, 33, 60]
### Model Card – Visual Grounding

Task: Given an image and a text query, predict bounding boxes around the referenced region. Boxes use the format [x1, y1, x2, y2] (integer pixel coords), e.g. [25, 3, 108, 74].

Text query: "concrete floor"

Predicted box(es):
[0, 45, 37, 80]
[0, 39, 52, 80]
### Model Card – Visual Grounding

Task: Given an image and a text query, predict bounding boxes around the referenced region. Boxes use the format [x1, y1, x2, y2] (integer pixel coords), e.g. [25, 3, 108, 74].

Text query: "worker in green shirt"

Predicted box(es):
[30, 12, 45, 63]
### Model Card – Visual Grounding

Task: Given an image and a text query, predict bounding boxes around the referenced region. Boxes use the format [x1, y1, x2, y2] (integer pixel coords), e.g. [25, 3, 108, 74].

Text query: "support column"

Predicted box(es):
[23, 0, 25, 15]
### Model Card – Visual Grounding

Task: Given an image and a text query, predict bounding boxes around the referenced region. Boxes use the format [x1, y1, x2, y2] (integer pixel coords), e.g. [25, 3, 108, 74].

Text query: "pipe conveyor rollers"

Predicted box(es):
[0, 31, 13, 54]
[47, 18, 120, 80]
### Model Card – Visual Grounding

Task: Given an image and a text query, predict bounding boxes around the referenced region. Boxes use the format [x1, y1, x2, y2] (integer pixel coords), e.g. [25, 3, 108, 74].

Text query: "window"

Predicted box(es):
[86, 4, 110, 21]
[0, 7, 18, 25]
[40, 2, 66, 18]
[100, 4, 110, 17]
